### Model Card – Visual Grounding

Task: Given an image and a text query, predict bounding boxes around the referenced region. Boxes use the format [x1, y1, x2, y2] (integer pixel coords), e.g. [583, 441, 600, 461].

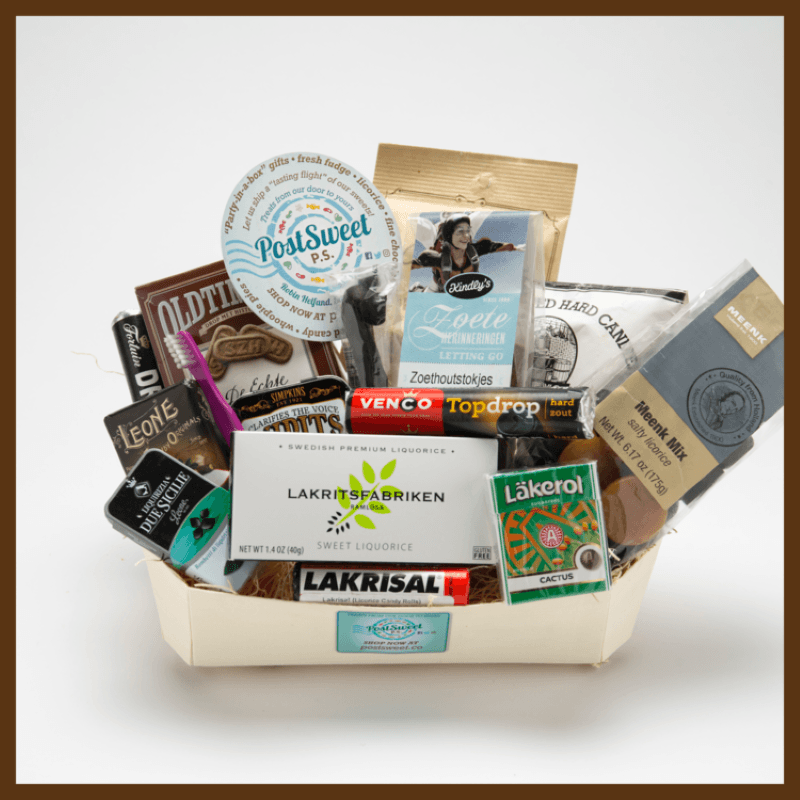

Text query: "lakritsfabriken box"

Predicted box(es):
[228, 431, 501, 565]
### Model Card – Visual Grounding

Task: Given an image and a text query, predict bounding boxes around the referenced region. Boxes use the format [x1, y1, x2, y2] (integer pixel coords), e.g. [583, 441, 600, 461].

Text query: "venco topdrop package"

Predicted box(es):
[99, 144, 783, 666]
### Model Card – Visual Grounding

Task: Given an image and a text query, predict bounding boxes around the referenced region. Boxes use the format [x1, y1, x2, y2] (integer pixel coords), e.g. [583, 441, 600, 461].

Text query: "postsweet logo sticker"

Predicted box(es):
[221, 152, 400, 341]
[337, 611, 451, 653]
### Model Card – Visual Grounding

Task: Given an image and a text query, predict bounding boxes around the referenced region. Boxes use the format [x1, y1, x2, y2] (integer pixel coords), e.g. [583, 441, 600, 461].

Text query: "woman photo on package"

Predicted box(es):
[398, 209, 542, 388]
[410, 212, 517, 293]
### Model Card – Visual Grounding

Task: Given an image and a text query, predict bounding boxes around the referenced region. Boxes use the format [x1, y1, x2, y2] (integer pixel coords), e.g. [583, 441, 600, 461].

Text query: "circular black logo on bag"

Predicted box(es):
[687, 368, 764, 446]
[444, 272, 493, 298]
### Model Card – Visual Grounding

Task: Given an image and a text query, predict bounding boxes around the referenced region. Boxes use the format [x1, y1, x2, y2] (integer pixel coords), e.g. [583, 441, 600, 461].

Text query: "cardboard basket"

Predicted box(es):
[144, 543, 660, 667]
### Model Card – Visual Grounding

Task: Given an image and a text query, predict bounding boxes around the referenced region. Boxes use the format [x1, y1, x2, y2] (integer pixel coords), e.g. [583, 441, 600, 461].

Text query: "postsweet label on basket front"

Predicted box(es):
[229, 431, 498, 564]
[487, 462, 611, 604]
[336, 611, 451, 653]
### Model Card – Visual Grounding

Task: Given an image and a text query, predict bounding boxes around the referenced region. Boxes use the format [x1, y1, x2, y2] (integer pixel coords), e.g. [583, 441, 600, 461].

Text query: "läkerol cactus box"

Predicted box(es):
[487, 463, 612, 605]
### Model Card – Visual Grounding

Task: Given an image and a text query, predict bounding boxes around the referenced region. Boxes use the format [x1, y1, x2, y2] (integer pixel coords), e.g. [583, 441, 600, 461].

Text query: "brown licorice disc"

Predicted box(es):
[601, 475, 668, 546]
[559, 435, 624, 489]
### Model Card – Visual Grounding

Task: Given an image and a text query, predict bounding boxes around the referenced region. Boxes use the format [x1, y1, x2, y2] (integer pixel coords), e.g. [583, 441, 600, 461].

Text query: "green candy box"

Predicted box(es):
[488, 462, 612, 605]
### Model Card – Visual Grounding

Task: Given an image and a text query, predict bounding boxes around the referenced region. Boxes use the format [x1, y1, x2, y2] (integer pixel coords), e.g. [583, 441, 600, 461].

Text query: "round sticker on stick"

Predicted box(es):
[221, 152, 400, 341]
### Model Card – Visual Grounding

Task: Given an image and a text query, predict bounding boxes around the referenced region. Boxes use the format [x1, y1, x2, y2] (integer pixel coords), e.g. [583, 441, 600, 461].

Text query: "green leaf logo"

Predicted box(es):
[326, 459, 402, 534]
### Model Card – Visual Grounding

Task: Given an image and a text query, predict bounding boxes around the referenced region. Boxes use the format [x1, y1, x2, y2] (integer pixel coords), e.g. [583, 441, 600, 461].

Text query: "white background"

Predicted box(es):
[17, 17, 783, 784]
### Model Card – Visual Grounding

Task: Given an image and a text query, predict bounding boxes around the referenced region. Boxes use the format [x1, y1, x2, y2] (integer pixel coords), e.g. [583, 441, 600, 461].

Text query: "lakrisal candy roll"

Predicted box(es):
[293, 564, 470, 606]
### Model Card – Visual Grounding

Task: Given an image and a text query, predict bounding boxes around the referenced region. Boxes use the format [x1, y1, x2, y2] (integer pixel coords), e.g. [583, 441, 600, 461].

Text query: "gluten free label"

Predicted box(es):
[221, 152, 400, 341]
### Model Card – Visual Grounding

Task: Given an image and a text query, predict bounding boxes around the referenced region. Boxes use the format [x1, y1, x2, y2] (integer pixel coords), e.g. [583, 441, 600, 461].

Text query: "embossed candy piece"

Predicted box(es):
[205, 325, 237, 379]
[212, 327, 293, 364]
[239, 325, 294, 363]
[212, 333, 271, 361]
